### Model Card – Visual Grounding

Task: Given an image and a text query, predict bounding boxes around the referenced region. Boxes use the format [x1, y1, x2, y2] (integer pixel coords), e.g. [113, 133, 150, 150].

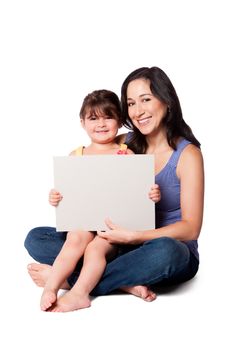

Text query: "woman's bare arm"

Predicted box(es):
[98, 145, 204, 244]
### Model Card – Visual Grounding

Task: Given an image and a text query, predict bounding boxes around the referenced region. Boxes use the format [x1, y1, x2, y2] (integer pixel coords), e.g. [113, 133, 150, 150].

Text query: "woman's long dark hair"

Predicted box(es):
[121, 67, 200, 154]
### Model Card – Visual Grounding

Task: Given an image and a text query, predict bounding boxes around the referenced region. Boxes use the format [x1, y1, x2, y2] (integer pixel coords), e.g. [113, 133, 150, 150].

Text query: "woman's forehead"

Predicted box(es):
[127, 79, 152, 97]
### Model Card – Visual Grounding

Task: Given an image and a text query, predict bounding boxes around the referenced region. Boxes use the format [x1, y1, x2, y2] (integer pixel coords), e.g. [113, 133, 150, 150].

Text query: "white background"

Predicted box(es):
[0, 0, 232, 349]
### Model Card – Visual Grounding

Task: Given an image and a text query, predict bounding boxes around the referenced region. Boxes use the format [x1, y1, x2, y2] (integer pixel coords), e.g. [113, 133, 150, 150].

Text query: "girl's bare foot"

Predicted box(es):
[40, 289, 57, 311]
[51, 290, 91, 312]
[121, 285, 157, 302]
[27, 263, 70, 289]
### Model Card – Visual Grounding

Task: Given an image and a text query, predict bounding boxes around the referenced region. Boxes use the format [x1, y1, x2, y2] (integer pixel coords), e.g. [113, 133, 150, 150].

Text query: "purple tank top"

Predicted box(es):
[126, 133, 199, 260]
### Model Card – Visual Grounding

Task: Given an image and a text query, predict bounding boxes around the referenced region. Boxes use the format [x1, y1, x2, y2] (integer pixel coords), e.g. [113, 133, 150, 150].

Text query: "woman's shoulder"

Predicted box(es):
[177, 142, 204, 177]
[180, 143, 202, 159]
[176, 138, 202, 158]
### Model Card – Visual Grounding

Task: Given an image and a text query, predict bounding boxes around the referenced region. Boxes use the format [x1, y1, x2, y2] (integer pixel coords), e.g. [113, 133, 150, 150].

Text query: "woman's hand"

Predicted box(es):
[97, 218, 139, 244]
[148, 184, 161, 203]
[49, 189, 63, 206]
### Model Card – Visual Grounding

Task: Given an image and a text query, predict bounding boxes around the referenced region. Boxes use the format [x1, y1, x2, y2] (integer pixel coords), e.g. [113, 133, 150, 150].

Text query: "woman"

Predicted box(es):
[25, 66, 204, 301]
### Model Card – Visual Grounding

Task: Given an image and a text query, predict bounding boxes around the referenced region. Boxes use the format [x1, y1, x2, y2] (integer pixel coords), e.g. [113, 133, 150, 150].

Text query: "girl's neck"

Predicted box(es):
[86, 141, 119, 153]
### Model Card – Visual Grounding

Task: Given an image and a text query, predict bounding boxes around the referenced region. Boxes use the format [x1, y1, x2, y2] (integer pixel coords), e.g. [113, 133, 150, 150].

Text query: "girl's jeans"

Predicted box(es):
[24, 226, 199, 296]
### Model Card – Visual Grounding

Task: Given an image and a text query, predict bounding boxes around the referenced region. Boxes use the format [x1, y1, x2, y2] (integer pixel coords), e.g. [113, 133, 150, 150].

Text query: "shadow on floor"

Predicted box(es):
[103, 275, 199, 298]
[151, 275, 199, 296]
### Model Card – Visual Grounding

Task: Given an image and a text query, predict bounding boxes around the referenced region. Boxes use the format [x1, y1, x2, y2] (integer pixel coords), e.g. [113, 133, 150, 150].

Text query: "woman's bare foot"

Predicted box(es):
[40, 289, 57, 311]
[121, 285, 156, 302]
[27, 263, 70, 289]
[51, 290, 91, 312]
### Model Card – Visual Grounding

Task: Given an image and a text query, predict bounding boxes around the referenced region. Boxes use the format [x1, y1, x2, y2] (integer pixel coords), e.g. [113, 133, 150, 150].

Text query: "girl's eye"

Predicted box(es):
[89, 116, 97, 121]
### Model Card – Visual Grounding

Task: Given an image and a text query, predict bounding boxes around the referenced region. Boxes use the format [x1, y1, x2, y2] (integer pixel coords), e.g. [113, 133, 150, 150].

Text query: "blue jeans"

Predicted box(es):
[24, 226, 199, 296]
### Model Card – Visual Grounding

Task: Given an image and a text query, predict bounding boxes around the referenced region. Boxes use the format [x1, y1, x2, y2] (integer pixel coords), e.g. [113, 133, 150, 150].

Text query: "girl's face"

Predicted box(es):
[126, 79, 168, 135]
[81, 110, 120, 144]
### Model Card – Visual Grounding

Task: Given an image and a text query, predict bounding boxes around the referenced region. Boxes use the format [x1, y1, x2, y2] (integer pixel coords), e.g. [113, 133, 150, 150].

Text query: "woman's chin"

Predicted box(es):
[138, 126, 154, 135]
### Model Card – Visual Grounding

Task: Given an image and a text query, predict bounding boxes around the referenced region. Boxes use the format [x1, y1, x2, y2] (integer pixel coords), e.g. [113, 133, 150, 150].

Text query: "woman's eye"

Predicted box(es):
[142, 98, 150, 102]
[128, 102, 134, 107]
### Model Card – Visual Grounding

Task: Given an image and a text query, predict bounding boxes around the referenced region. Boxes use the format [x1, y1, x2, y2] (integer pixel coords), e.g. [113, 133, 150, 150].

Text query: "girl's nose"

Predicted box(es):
[98, 118, 106, 127]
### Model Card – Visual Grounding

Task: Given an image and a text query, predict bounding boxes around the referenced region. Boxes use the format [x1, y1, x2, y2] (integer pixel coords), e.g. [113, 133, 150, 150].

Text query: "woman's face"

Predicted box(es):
[126, 79, 168, 135]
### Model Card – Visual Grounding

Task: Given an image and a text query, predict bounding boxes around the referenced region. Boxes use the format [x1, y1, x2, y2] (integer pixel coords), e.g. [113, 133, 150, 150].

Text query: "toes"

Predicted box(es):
[41, 303, 51, 311]
[28, 271, 38, 280]
[27, 263, 51, 271]
[144, 292, 157, 302]
[50, 304, 62, 312]
[41, 299, 55, 311]
[137, 287, 156, 302]
[27, 263, 40, 271]
[28, 271, 43, 287]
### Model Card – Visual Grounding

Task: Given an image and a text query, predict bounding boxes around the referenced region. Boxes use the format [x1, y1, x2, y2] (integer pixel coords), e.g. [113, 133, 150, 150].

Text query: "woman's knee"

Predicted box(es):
[144, 236, 177, 249]
[144, 237, 190, 265]
[25, 226, 53, 247]
[24, 226, 59, 256]
[24, 227, 43, 251]
[24, 226, 66, 264]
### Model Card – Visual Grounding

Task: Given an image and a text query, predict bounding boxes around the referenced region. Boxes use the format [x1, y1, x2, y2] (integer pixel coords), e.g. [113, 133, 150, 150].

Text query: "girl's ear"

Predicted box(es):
[80, 118, 85, 129]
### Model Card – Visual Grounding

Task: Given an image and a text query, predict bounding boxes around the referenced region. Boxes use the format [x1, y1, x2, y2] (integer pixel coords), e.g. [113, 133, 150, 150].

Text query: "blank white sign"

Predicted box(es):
[54, 155, 155, 231]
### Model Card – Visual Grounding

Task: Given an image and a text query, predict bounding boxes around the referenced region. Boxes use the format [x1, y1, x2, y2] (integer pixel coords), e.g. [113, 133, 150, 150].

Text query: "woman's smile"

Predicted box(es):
[137, 116, 152, 125]
[126, 79, 168, 134]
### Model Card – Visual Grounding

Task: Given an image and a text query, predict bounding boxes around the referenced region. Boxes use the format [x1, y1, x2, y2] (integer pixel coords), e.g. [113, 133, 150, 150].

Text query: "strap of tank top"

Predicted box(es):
[73, 145, 127, 155]
[73, 146, 84, 156]
[169, 139, 191, 167]
[125, 132, 133, 143]
[120, 143, 128, 151]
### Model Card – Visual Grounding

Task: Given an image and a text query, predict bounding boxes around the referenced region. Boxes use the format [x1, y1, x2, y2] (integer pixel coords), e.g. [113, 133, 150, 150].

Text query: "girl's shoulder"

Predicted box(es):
[69, 146, 84, 156]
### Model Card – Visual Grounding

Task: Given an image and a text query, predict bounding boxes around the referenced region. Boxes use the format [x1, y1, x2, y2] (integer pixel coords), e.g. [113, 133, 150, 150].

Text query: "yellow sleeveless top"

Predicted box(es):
[73, 143, 128, 156]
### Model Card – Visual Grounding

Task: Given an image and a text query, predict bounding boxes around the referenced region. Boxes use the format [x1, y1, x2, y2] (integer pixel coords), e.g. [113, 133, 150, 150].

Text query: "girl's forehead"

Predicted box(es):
[85, 107, 105, 117]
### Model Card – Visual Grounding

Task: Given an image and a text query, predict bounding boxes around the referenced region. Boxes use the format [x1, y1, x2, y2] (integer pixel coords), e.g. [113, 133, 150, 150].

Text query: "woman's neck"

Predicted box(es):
[146, 129, 170, 154]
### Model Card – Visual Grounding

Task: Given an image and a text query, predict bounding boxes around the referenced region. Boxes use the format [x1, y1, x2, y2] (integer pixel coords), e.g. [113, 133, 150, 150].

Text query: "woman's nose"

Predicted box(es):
[134, 103, 144, 118]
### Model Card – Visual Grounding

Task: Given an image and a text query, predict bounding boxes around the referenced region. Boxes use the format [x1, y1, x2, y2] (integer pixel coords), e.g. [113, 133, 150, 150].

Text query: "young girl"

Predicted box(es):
[40, 89, 160, 312]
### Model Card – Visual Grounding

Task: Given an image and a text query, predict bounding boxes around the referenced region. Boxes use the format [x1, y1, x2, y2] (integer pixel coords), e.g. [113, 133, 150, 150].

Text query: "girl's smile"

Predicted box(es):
[81, 114, 120, 144]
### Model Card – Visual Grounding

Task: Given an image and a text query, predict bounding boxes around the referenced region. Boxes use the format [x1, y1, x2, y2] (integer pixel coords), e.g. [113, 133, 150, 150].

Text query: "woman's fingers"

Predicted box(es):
[105, 218, 118, 230]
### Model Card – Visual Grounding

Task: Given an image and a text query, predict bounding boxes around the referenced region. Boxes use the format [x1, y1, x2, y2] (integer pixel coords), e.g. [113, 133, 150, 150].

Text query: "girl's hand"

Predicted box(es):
[148, 184, 161, 203]
[97, 218, 139, 244]
[49, 189, 63, 206]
